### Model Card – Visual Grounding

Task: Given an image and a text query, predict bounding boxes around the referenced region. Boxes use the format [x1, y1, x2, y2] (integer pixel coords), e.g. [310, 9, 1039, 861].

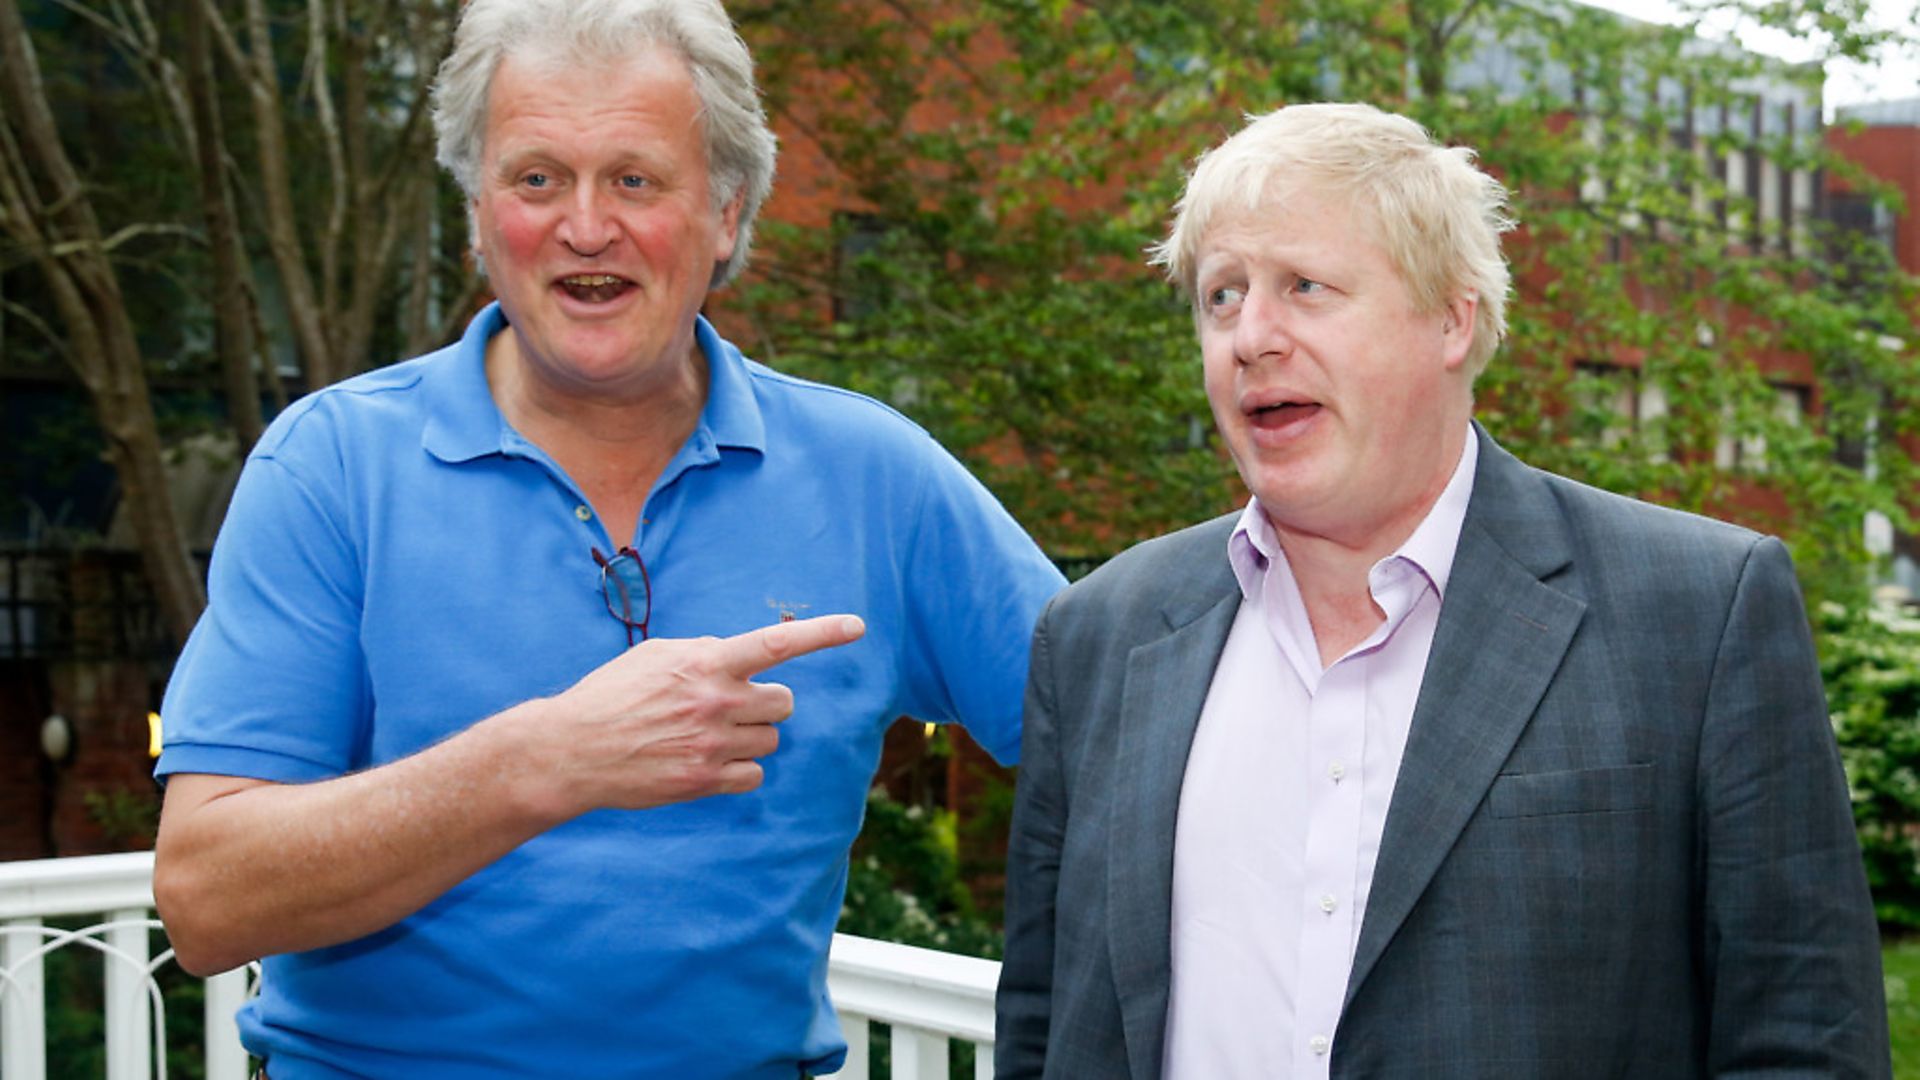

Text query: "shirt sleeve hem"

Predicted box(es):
[154, 742, 345, 785]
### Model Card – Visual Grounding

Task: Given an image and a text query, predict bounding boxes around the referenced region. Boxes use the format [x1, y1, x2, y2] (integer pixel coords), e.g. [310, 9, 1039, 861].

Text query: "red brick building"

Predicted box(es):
[1827, 97, 1920, 599]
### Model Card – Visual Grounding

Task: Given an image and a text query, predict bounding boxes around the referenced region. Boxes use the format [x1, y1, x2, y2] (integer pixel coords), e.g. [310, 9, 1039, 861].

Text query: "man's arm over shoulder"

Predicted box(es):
[1698, 535, 1891, 1077]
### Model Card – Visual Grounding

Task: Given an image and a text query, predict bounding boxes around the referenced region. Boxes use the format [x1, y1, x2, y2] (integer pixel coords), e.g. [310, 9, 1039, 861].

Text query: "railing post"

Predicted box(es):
[103, 910, 152, 1080]
[889, 1027, 949, 1080]
[971, 1042, 992, 1080]
[2, 917, 48, 1080]
[205, 968, 251, 1080]
[827, 1011, 871, 1078]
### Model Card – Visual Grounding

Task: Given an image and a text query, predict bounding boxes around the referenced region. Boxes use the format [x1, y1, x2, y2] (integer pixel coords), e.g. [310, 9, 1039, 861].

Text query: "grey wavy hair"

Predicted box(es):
[431, 0, 777, 287]
[1149, 103, 1516, 376]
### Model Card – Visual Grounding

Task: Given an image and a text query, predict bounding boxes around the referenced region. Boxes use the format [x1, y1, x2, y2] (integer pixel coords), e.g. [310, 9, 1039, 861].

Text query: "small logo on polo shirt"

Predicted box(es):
[767, 598, 811, 623]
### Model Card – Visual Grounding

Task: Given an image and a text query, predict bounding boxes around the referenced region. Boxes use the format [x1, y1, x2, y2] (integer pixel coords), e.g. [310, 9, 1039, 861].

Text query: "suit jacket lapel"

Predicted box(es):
[1108, 521, 1241, 1080]
[1345, 429, 1588, 1005]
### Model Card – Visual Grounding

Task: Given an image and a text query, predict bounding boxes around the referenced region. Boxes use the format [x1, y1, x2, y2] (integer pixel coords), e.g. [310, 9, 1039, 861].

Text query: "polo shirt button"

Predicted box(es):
[574, 505, 592, 521]
[1310, 1034, 1331, 1055]
[1319, 893, 1338, 914]
[1328, 761, 1346, 782]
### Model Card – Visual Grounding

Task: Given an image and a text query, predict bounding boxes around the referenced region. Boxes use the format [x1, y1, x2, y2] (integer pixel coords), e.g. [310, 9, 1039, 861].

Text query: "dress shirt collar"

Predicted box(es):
[1228, 426, 1480, 605]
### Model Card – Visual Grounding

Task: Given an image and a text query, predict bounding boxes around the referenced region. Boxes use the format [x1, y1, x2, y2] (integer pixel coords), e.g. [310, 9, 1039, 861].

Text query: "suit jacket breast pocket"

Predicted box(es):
[1488, 762, 1654, 818]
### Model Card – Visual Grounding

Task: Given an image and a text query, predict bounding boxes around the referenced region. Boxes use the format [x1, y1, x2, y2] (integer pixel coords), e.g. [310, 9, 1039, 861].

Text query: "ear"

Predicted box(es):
[1439, 291, 1478, 373]
[714, 188, 746, 262]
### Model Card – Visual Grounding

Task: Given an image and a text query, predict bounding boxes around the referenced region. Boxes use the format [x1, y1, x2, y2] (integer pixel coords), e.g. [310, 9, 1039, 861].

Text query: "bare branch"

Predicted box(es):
[307, 0, 350, 327]
[48, 221, 201, 257]
[239, 0, 335, 387]
[198, 0, 247, 76]
[433, 268, 491, 347]
[122, 0, 162, 53]
[370, 21, 456, 202]
[48, 0, 138, 54]
[55, 0, 196, 156]
[0, 91, 48, 230]
[0, 297, 74, 365]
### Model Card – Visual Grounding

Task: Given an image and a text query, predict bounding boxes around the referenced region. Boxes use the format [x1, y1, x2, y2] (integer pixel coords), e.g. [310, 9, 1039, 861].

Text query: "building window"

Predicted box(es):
[1779, 101, 1796, 250]
[1828, 192, 1896, 253]
[1572, 361, 1666, 451]
[1715, 382, 1809, 472]
[832, 212, 892, 324]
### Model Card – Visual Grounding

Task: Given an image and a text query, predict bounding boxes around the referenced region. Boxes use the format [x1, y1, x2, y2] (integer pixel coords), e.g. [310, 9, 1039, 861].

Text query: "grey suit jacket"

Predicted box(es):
[995, 427, 1890, 1078]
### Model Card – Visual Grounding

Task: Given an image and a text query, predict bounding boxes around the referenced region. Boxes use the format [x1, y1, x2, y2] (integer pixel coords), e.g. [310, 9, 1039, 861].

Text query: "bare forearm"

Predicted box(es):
[153, 616, 865, 975]
[154, 700, 561, 975]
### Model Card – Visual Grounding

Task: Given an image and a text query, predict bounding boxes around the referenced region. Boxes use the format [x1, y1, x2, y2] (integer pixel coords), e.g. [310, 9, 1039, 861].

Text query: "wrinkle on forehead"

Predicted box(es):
[486, 45, 709, 155]
[1199, 184, 1373, 265]
[483, 48, 718, 171]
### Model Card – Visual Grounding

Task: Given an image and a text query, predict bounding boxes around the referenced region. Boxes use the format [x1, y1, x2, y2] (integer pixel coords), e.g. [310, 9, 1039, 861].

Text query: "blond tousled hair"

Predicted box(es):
[1150, 103, 1516, 375]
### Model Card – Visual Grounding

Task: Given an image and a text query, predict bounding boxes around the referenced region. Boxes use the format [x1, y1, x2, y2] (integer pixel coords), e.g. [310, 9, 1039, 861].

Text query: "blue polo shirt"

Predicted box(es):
[157, 304, 1064, 1078]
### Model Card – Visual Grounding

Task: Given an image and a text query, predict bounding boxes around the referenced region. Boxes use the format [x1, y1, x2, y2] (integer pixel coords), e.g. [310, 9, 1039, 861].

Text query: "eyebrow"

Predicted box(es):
[487, 146, 556, 177]
[488, 147, 679, 180]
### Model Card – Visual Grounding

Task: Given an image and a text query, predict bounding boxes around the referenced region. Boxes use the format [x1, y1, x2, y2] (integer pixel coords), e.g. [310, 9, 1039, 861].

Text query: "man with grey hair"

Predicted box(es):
[150, 1, 1062, 1075]
[995, 102, 1888, 1078]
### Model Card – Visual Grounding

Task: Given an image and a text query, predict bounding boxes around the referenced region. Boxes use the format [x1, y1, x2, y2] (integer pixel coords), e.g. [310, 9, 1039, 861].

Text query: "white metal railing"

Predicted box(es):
[826, 933, 998, 1080]
[0, 852, 999, 1080]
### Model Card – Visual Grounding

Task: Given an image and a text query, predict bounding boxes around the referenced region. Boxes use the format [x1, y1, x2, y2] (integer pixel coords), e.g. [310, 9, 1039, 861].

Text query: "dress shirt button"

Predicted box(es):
[1310, 1034, 1331, 1055]
[1328, 761, 1346, 782]
[574, 504, 592, 522]
[1319, 893, 1338, 914]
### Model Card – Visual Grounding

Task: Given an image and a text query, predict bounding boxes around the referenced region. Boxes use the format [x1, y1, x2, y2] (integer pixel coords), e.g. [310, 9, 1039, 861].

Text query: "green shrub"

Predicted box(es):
[83, 786, 161, 848]
[1887, 938, 1920, 1075]
[1822, 599, 1920, 932]
[838, 786, 1004, 960]
[41, 921, 210, 1079]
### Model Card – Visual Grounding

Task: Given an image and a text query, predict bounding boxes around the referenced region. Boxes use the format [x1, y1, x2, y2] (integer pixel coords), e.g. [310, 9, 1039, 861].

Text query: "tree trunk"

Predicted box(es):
[184, 0, 266, 453]
[238, 0, 337, 389]
[0, 0, 207, 646]
[402, 149, 438, 357]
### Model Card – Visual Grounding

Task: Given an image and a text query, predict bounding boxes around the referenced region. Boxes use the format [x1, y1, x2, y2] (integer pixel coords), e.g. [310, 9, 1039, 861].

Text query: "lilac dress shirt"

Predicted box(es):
[1162, 431, 1478, 1079]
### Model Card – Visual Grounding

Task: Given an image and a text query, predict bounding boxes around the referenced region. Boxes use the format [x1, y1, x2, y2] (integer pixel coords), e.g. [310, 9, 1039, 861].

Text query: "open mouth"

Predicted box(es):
[1251, 401, 1321, 427]
[556, 274, 634, 304]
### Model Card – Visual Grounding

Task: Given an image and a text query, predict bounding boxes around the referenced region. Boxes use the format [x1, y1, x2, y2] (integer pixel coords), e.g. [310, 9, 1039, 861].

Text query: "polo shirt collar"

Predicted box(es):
[421, 303, 511, 464]
[420, 304, 766, 463]
[693, 314, 765, 455]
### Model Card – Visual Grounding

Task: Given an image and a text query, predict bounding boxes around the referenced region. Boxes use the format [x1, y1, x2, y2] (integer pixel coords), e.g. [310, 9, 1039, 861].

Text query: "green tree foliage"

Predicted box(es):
[840, 786, 1004, 959]
[731, 2, 1260, 554]
[1825, 598, 1920, 930]
[729, 0, 1918, 601]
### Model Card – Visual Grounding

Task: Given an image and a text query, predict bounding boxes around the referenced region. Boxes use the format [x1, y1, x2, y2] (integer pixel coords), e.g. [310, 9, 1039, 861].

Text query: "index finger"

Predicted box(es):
[716, 614, 866, 678]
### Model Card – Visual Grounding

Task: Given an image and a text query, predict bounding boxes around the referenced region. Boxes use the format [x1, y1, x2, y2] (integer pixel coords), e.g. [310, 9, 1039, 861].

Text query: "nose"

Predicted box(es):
[1232, 284, 1295, 366]
[556, 188, 618, 257]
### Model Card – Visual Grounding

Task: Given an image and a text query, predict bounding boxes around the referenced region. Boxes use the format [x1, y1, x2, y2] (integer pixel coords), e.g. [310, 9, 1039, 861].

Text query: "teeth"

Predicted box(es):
[563, 275, 623, 286]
